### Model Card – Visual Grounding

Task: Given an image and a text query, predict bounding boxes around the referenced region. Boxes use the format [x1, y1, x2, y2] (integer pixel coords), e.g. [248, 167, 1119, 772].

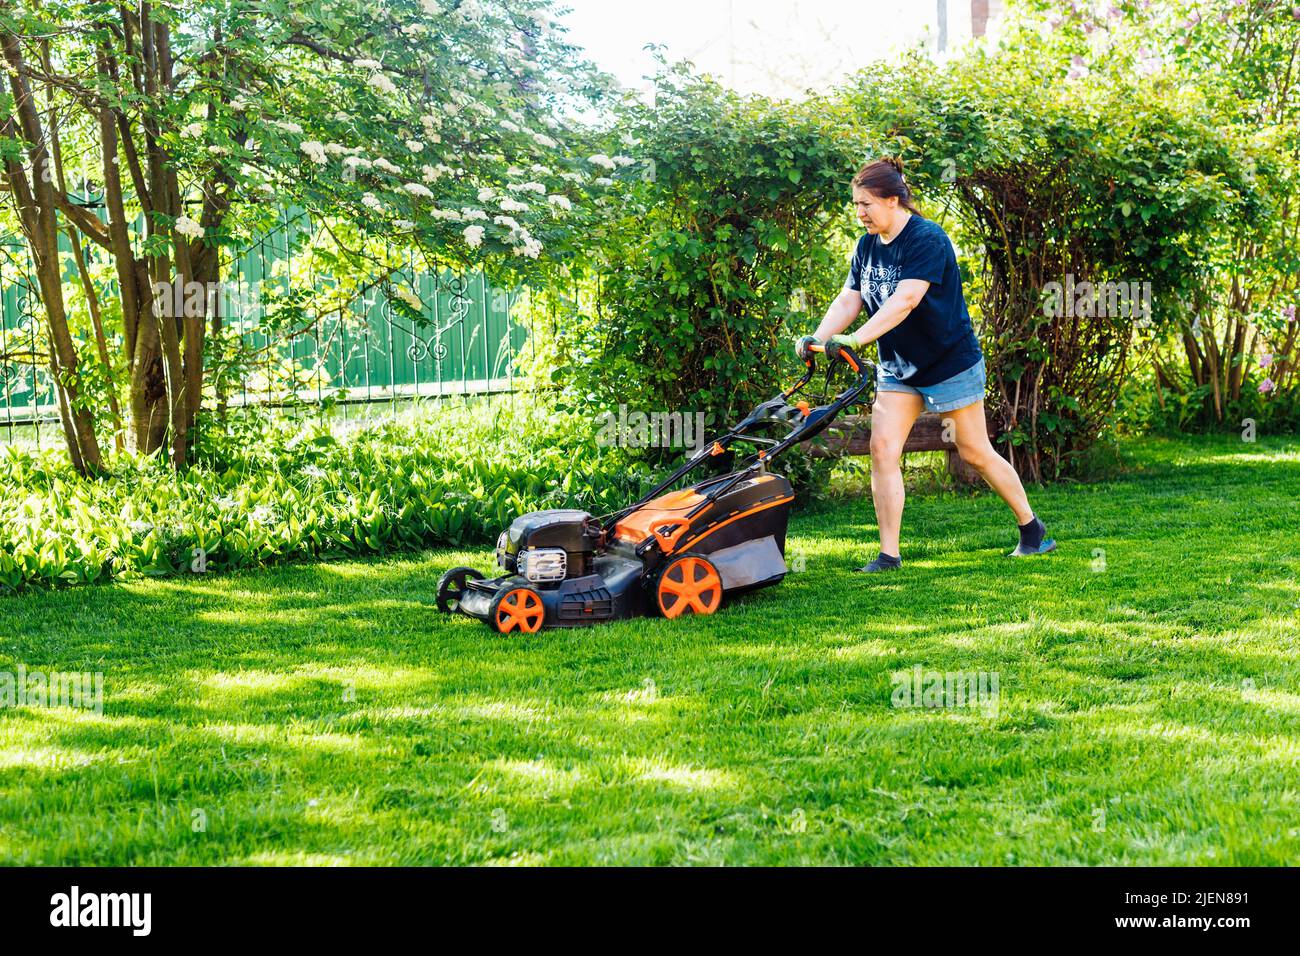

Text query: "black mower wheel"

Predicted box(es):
[437, 566, 485, 614]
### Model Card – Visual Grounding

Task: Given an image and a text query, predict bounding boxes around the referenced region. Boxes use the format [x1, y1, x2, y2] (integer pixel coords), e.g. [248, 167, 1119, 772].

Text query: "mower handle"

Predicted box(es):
[597, 342, 872, 531]
[805, 340, 866, 376]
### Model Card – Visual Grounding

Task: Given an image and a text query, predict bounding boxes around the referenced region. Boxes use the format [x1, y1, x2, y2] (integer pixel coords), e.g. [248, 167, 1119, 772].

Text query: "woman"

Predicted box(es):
[796, 157, 1056, 572]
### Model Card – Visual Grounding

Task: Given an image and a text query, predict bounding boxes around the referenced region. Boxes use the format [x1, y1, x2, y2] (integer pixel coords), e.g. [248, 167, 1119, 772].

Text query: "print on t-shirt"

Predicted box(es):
[861, 264, 901, 303]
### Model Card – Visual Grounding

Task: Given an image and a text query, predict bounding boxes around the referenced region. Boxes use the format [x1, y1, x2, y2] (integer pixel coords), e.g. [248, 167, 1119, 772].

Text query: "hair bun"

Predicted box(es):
[884, 156, 905, 176]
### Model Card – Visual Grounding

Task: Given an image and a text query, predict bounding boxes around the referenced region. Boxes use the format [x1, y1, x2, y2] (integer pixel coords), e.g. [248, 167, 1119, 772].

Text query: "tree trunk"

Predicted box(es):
[0, 31, 103, 474]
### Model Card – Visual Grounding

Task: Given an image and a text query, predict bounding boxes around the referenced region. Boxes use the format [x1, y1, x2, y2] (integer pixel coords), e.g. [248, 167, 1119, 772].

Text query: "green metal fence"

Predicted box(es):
[0, 208, 530, 444]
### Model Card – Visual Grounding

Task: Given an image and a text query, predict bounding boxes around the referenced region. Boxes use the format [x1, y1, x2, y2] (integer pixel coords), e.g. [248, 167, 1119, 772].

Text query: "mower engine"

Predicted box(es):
[495, 509, 603, 582]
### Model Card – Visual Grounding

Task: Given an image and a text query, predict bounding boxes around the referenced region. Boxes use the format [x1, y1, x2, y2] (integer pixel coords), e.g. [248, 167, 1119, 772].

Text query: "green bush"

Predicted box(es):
[529, 64, 860, 434]
[836, 34, 1256, 480]
[0, 398, 655, 593]
[1116, 362, 1300, 438]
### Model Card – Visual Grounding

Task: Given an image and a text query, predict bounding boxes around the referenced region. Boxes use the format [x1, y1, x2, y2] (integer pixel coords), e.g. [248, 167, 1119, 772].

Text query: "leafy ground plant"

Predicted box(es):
[0, 397, 652, 592]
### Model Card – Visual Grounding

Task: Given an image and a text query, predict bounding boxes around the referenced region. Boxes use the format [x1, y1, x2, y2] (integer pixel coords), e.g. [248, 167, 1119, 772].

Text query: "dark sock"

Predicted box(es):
[1018, 515, 1045, 551]
[856, 552, 902, 573]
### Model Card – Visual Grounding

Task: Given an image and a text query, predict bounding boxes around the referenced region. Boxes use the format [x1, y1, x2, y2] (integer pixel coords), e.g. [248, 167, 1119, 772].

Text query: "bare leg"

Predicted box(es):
[870, 390, 925, 556]
[945, 400, 1035, 524]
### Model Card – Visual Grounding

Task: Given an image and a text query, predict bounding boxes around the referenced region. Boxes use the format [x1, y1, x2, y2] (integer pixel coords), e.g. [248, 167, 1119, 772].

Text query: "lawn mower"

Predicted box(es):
[436, 341, 873, 633]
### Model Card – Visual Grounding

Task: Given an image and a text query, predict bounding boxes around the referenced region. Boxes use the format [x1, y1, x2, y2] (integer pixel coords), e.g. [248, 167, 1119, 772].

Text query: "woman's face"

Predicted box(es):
[852, 186, 898, 234]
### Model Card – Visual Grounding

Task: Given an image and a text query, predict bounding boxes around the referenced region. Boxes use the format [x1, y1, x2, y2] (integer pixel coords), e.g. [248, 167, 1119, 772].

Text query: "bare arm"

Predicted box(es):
[833, 278, 930, 348]
[812, 287, 864, 341]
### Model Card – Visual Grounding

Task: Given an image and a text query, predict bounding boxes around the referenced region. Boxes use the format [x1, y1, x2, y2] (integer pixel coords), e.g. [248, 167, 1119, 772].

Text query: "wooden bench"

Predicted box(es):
[806, 411, 997, 484]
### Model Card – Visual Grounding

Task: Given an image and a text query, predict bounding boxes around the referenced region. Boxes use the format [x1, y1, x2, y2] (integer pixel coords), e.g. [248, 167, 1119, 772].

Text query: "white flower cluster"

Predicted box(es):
[507, 181, 547, 194]
[516, 233, 543, 258]
[487, 213, 544, 259]
[394, 286, 423, 310]
[588, 154, 616, 170]
[175, 215, 204, 240]
[455, 0, 486, 23]
[372, 157, 402, 175]
[248, 505, 278, 526]
[300, 141, 327, 165]
[180, 122, 205, 138]
[368, 73, 398, 97]
[403, 182, 435, 199]
[423, 163, 457, 182]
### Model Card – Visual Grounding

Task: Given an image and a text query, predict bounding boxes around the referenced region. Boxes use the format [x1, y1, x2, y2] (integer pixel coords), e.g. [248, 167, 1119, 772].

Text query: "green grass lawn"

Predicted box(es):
[1, 434, 1298, 865]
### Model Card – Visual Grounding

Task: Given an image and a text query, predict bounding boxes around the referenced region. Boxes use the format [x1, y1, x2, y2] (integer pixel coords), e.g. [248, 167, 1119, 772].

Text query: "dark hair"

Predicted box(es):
[852, 157, 921, 215]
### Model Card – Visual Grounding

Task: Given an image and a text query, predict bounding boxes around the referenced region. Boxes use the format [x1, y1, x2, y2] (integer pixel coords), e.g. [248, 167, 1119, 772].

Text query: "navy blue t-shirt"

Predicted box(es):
[844, 215, 982, 387]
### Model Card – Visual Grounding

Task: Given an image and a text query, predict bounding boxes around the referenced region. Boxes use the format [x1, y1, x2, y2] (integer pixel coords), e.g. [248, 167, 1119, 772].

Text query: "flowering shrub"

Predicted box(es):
[0, 0, 627, 470]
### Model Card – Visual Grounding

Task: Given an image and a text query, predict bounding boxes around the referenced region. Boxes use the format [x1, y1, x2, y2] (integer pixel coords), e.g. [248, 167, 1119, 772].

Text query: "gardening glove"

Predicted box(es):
[794, 335, 820, 362]
[828, 333, 861, 349]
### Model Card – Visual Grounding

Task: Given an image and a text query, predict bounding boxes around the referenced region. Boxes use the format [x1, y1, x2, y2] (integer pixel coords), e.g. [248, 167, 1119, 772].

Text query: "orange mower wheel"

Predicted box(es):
[655, 554, 723, 619]
[490, 586, 546, 634]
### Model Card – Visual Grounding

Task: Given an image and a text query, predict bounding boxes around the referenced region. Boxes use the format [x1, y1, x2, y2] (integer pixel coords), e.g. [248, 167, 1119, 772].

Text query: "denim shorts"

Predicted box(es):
[876, 356, 986, 413]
